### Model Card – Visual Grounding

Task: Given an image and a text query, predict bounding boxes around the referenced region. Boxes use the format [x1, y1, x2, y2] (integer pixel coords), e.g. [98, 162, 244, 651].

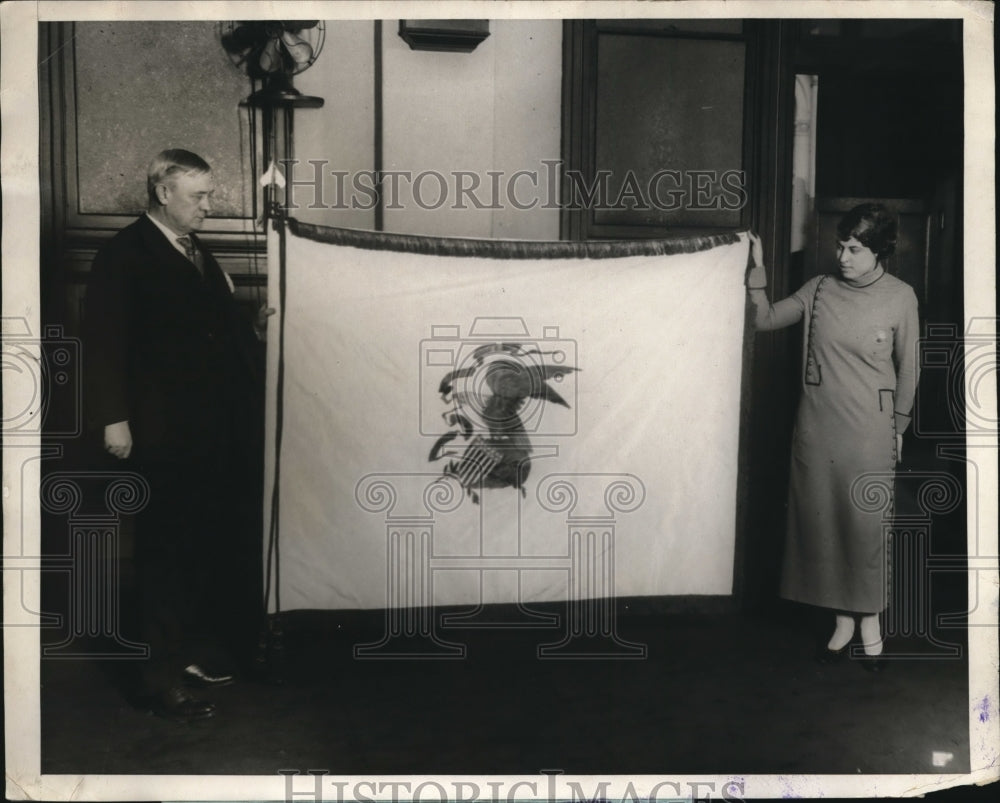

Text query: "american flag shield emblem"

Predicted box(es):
[450, 436, 503, 493]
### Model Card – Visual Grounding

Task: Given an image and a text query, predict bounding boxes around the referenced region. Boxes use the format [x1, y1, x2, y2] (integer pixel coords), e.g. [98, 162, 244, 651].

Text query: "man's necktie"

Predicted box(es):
[177, 235, 203, 276]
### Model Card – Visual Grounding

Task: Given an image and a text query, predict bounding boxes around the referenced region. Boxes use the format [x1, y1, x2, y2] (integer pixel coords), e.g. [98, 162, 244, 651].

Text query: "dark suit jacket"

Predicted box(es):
[83, 214, 260, 463]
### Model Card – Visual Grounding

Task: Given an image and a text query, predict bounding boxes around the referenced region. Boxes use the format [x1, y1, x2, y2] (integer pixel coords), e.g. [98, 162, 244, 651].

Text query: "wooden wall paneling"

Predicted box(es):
[560, 18, 595, 240]
[592, 33, 745, 230]
[734, 20, 799, 610]
[561, 20, 756, 241]
[559, 20, 584, 241]
[54, 24, 264, 244]
[44, 22, 267, 336]
[63, 22, 254, 233]
[39, 23, 63, 328]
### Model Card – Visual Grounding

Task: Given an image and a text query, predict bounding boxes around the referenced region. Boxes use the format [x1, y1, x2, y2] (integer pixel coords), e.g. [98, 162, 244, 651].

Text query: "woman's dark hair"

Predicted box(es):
[836, 203, 897, 260]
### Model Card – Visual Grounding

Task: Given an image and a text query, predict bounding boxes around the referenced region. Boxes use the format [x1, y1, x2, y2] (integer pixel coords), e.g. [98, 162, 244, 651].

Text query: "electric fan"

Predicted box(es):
[220, 20, 326, 103]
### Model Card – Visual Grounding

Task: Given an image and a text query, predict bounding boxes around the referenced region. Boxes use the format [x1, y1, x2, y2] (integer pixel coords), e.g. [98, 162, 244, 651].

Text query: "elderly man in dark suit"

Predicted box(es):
[84, 149, 263, 722]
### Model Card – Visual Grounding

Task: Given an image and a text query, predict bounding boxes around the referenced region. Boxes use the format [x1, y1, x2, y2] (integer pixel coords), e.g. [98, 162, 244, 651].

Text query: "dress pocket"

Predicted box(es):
[878, 388, 895, 414]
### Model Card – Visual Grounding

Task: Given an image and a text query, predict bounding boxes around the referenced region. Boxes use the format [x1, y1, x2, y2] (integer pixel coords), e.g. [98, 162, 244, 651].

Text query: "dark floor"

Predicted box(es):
[34, 421, 979, 779]
[40, 598, 971, 777]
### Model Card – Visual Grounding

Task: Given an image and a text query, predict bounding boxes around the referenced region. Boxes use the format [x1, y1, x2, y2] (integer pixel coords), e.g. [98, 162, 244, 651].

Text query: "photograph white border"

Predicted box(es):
[3, 1, 997, 800]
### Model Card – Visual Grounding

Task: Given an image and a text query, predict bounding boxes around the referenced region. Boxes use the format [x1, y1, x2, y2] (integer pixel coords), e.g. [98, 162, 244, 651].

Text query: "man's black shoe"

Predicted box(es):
[153, 687, 216, 722]
[183, 664, 236, 688]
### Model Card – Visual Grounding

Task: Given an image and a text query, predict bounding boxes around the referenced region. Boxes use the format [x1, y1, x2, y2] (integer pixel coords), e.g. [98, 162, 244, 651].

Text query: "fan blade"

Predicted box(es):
[280, 30, 314, 66]
[221, 23, 260, 53]
[258, 38, 283, 73]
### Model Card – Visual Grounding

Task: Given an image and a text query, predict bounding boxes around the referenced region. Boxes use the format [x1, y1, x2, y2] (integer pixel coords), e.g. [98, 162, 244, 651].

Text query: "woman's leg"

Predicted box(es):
[828, 612, 856, 650]
[859, 613, 883, 656]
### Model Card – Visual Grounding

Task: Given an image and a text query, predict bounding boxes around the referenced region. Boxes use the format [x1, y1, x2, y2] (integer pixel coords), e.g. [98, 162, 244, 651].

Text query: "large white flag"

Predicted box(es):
[265, 222, 750, 612]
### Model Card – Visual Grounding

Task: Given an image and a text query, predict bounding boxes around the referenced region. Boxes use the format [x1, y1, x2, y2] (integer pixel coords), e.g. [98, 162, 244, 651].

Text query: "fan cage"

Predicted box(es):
[219, 20, 326, 80]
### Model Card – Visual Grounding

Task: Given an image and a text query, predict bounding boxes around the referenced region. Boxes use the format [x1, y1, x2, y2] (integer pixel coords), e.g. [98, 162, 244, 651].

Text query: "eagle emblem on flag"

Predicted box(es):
[428, 342, 579, 503]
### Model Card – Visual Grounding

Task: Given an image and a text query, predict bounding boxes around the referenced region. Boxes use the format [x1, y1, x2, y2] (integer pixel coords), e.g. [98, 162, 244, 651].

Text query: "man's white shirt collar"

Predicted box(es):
[146, 211, 190, 256]
[145, 212, 234, 293]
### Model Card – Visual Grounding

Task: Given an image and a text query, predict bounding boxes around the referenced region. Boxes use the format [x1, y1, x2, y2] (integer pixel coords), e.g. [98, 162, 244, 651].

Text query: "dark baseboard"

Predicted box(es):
[270, 594, 739, 634]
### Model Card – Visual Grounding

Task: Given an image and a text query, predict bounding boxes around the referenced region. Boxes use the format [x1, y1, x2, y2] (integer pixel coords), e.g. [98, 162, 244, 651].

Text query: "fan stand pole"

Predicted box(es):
[247, 82, 324, 224]
[244, 82, 323, 685]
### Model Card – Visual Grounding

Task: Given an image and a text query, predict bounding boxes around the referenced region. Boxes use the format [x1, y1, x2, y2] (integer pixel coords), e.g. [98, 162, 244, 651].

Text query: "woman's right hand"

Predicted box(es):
[749, 231, 764, 267]
[746, 232, 767, 289]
